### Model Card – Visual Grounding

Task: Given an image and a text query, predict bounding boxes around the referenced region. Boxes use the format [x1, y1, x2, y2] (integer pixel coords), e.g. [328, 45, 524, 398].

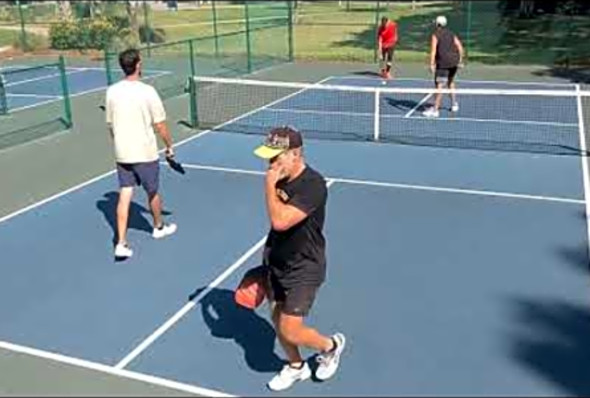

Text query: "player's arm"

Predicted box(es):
[265, 173, 308, 231]
[105, 93, 113, 139]
[454, 35, 465, 66]
[429, 34, 437, 73]
[264, 167, 324, 232]
[376, 27, 382, 52]
[149, 88, 174, 156]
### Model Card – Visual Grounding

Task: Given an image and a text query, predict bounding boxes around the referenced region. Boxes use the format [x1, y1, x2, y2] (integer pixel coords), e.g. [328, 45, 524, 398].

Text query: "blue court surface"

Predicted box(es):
[1, 75, 589, 396]
[1, 65, 168, 112]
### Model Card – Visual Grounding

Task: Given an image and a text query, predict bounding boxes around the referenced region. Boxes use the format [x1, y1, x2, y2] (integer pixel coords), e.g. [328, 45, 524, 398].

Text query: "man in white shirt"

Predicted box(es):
[106, 48, 177, 259]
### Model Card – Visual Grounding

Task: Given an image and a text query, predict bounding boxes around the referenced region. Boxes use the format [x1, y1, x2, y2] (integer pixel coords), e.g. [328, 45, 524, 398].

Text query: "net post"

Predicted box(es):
[244, 1, 253, 73]
[58, 55, 73, 128]
[188, 77, 198, 128]
[373, 89, 380, 141]
[212, 0, 220, 58]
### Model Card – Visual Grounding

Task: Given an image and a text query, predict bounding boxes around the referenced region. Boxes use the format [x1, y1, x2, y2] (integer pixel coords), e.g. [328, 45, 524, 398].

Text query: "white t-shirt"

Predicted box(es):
[106, 79, 166, 163]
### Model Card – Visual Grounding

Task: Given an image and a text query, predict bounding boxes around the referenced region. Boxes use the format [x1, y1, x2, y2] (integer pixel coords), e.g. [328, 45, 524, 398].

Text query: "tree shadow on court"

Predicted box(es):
[190, 287, 283, 373]
[96, 191, 172, 246]
[507, 295, 590, 396]
[553, 209, 590, 276]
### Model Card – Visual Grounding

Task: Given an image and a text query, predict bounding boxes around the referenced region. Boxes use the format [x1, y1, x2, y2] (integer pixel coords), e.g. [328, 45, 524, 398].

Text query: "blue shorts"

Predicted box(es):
[116, 160, 159, 196]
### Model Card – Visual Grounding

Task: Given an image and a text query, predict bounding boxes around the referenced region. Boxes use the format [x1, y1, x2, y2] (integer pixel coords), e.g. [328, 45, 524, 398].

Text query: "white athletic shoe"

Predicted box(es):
[114, 243, 133, 259]
[315, 333, 346, 381]
[267, 362, 312, 391]
[152, 223, 177, 239]
[451, 102, 459, 112]
[422, 107, 440, 118]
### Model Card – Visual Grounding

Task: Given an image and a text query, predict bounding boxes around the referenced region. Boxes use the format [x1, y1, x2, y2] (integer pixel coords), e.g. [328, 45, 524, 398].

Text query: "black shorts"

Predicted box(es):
[116, 160, 160, 196]
[268, 272, 320, 317]
[435, 66, 458, 85]
[381, 46, 394, 63]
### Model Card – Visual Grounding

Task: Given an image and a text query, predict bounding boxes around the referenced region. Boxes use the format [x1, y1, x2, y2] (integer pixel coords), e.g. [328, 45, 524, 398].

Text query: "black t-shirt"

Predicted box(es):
[264, 165, 327, 287]
[434, 27, 460, 69]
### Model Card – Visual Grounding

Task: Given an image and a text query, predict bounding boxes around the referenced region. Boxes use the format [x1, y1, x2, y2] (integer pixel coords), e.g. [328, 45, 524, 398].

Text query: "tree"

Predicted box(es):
[57, 0, 72, 20]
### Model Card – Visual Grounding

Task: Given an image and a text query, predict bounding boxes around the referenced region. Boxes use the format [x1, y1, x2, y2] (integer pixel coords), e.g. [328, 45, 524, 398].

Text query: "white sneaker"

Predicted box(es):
[315, 333, 346, 381]
[267, 362, 311, 391]
[422, 107, 439, 118]
[115, 243, 133, 258]
[152, 223, 177, 239]
[451, 102, 459, 112]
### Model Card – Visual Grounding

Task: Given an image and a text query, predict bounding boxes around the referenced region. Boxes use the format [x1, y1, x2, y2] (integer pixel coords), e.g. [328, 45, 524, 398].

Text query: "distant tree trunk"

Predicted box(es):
[125, 0, 140, 45]
[519, 0, 535, 18]
[57, 0, 72, 20]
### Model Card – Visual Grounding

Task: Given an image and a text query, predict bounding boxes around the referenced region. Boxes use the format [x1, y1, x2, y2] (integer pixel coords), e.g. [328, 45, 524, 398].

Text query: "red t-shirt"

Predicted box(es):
[378, 21, 398, 48]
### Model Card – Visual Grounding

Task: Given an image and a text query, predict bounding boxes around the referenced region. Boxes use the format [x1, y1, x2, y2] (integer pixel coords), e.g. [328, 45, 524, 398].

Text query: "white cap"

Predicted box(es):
[435, 15, 447, 27]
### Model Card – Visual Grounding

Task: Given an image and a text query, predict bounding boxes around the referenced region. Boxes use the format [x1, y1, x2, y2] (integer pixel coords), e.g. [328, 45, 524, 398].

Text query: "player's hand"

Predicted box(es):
[430, 63, 435, 74]
[458, 61, 465, 69]
[165, 147, 174, 158]
[266, 164, 285, 187]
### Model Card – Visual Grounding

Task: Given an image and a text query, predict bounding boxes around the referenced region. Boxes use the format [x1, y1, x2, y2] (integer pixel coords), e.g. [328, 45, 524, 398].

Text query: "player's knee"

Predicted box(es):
[278, 316, 304, 345]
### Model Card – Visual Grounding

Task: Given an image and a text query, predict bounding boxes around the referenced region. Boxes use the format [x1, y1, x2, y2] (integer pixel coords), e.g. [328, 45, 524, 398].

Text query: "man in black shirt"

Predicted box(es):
[423, 15, 465, 118]
[254, 126, 345, 391]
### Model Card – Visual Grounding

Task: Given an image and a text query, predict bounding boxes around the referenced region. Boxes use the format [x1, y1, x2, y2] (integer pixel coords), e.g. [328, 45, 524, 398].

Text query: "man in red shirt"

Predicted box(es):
[377, 16, 398, 79]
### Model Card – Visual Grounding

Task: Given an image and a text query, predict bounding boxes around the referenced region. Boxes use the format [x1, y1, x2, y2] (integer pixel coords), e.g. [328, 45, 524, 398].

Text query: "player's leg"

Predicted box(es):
[115, 163, 136, 258]
[447, 66, 459, 112]
[267, 276, 311, 391]
[379, 47, 387, 78]
[136, 161, 177, 239]
[424, 69, 445, 117]
[385, 46, 394, 79]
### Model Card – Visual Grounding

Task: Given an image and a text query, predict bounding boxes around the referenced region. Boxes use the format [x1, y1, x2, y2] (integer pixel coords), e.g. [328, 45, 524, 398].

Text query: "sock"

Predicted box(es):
[289, 362, 304, 370]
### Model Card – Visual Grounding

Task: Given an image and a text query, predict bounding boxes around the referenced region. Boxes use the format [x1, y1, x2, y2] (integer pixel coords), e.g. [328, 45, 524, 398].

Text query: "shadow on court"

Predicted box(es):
[509, 296, 590, 396]
[95, 191, 172, 246]
[384, 97, 427, 113]
[191, 287, 284, 373]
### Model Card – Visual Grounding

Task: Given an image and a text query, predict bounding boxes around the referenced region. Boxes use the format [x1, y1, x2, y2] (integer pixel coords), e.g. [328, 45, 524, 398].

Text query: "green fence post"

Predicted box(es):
[104, 49, 114, 85]
[212, 0, 220, 57]
[143, 0, 151, 57]
[287, 0, 294, 62]
[244, 0, 253, 73]
[466, 1, 472, 57]
[373, 0, 380, 63]
[189, 39, 196, 77]
[58, 55, 73, 128]
[188, 76, 198, 128]
[17, 0, 28, 51]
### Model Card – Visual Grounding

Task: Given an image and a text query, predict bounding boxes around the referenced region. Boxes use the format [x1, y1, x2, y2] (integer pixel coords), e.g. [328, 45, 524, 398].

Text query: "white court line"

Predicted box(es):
[165, 162, 584, 205]
[332, 75, 578, 88]
[114, 179, 336, 370]
[114, 236, 267, 369]
[575, 85, 590, 261]
[0, 340, 234, 397]
[8, 71, 173, 114]
[404, 93, 432, 118]
[0, 69, 315, 224]
[4, 68, 88, 88]
[0, 73, 329, 225]
[6, 93, 61, 99]
[266, 107, 578, 128]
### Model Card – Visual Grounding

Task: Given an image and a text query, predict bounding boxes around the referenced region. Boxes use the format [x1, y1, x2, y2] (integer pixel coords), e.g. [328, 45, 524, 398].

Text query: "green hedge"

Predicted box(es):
[49, 18, 118, 50]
